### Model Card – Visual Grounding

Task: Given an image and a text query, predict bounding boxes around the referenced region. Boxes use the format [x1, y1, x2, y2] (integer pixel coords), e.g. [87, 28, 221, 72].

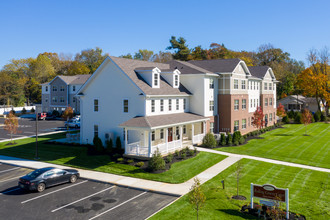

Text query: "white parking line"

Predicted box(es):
[0, 167, 20, 174]
[0, 176, 19, 183]
[51, 186, 116, 212]
[1, 187, 20, 195]
[21, 180, 88, 204]
[89, 191, 148, 220]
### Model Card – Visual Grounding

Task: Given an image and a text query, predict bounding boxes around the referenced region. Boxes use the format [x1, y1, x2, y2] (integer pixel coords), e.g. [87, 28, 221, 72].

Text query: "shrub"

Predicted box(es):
[321, 113, 326, 122]
[311, 114, 315, 123]
[233, 141, 239, 146]
[21, 108, 27, 114]
[174, 150, 180, 157]
[288, 110, 295, 119]
[181, 152, 187, 159]
[239, 136, 245, 145]
[93, 136, 104, 153]
[10, 109, 15, 115]
[117, 157, 124, 163]
[148, 148, 165, 171]
[220, 133, 226, 146]
[189, 149, 195, 156]
[105, 138, 113, 154]
[282, 115, 290, 124]
[194, 147, 197, 154]
[314, 111, 321, 122]
[31, 108, 35, 113]
[166, 154, 173, 163]
[183, 146, 190, 154]
[232, 131, 241, 143]
[113, 153, 121, 158]
[52, 110, 60, 117]
[202, 132, 217, 148]
[115, 137, 124, 154]
[294, 112, 302, 124]
[127, 159, 134, 164]
[226, 134, 232, 146]
[136, 162, 144, 167]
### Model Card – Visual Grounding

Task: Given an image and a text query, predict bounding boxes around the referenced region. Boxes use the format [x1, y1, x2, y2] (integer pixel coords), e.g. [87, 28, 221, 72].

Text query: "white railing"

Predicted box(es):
[126, 142, 149, 157]
[193, 133, 205, 144]
[151, 140, 182, 156]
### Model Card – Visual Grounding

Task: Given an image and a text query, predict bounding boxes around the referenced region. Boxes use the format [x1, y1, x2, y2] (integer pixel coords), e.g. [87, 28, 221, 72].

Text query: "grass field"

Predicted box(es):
[218, 123, 330, 169]
[0, 134, 226, 183]
[151, 159, 330, 220]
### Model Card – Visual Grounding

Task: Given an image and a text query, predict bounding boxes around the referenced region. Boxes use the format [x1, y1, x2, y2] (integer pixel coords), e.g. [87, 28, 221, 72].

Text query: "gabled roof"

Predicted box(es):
[248, 66, 270, 79]
[119, 112, 209, 129]
[80, 56, 191, 96]
[48, 75, 91, 85]
[167, 60, 210, 74]
[188, 58, 242, 73]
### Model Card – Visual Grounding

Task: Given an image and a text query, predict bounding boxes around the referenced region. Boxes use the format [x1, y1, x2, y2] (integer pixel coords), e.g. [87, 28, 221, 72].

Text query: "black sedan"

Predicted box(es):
[18, 167, 80, 192]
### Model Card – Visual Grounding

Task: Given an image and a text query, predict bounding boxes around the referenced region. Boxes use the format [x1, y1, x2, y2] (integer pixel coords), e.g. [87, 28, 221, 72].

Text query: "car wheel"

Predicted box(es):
[70, 175, 77, 183]
[37, 183, 45, 192]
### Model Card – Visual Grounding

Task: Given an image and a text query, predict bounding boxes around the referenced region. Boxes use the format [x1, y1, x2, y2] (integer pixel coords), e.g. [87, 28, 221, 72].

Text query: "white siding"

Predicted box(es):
[145, 97, 188, 116]
[248, 80, 261, 113]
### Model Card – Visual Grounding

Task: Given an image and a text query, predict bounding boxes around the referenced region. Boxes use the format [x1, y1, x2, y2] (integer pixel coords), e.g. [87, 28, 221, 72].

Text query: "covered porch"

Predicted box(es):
[119, 113, 208, 158]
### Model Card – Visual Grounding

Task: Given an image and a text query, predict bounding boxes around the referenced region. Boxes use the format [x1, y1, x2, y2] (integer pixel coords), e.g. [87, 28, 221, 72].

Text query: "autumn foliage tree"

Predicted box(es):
[252, 107, 265, 130]
[277, 103, 286, 118]
[189, 178, 206, 220]
[62, 107, 74, 122]
[301, 109, 313, 135]
[4, 112, 19, 144]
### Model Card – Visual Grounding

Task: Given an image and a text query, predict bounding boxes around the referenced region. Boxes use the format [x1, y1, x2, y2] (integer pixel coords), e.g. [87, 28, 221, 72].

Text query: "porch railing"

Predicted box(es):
[126, 142, 149, 157]
[151, 139, 182, 155]
[192, 133, 204, 144]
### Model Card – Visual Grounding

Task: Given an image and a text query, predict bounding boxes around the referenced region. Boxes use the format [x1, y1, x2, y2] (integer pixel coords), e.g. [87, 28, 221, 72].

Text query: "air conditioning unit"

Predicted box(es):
[213, 134, 221, 141]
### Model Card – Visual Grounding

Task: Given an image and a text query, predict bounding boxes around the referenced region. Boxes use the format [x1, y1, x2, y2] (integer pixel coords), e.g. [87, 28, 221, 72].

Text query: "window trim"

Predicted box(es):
[45, 86, 48, 92]
[73, 85, 76, 92]
[123, 99, 128, 113]
[94, 99, 99, 112]
[151, 100, 155, 113]
[209, 78, 214, 89]
[242, 99, 246, 110]
[234, 120, 239, 131]
[160, 99, 164, 112]
[94, 124, 98, 137]
[234, 99, 239, 110]
[154, 73, 158, 87]
[242, 119, 246, 129]
[241, 80, 246, 89]
[52, 86, 57, 92]
[209, 100, 214, 111]
[169, 99, 172, 111]
[174, 74, 179, 87]
[176, 99, 179, 110]
[234, 79, 239, 89]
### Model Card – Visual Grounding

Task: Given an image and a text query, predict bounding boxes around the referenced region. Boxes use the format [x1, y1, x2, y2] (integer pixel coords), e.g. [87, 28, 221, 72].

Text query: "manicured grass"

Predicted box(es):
[218, 123, 330, 169]
[0, 134, 226, 183]
[150, 159, 330, 220]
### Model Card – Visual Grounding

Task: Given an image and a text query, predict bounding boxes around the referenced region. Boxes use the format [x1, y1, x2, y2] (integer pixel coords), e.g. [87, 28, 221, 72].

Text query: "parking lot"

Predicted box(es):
[0, 118, 65, 140]
[0, 163, 177, 220]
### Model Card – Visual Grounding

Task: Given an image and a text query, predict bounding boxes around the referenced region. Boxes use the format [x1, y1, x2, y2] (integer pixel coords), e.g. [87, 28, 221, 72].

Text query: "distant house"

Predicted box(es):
[277, 95, 324, 113]
[41, 75, 91, 114]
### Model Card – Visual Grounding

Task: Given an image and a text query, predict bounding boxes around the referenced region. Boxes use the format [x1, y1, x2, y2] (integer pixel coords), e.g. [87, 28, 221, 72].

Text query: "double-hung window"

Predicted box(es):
[209, 100, 214, 111]
[45, 86, 48, 92]
[123, 99, 128, 113]
[265, 98, 268, 106]
[160, 99, 164, 112]
[52, 97, 57, 103]
[94, 125, 98, 137]
[160, 129, 164, 139]
[270, 98, 273, 106]
[264, 83, 267, 90]
[234, 79, 239, 89]
[234, 99, 239, 110]
[169, 99, 172, 111]
[183, 125, 186, 134]
[242, 119, 246, 129]
[234, 120, 239, 131]
[94, 99, 99, 112]
[241, 80, 246, 89]
[269, 83, 272, 90]
[151, 131, 155, 141]
[183, 99, 186, 110]
[242, 99, 246, 109]
[52, 86, 57, 92]
[209, 79, 214, 89]
[269, 113, 273, 121]
[176, 99, 179, 110]
[154, 73, 158, 86]
[151, 100, 155, 112]
[60, 97, 65, 103]
[174, 75, 179, 87]
[73, 86, 76, 92]
[60, 85, 65, 91]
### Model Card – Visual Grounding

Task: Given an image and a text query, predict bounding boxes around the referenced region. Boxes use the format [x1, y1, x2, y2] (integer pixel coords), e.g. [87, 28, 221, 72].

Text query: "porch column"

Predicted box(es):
[192, 124, 195, 144]
[124, 128, 128, 154]
[148, 131, 152, 157]
[203, 121, 206, 134]
[179, 126, 183, 149]
[165, 128, 168, 153]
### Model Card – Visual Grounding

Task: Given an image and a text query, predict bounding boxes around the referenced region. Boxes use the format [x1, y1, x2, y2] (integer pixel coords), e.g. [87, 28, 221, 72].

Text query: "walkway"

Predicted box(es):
[196, 147, 330, 173]
[0, 154, 240, 196]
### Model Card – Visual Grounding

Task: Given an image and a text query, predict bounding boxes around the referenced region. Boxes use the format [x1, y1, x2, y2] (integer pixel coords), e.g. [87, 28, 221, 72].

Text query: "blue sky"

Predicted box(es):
[1, 0, 329, 68]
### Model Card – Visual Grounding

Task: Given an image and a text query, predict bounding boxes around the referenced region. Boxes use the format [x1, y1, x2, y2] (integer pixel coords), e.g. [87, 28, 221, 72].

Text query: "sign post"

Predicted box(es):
[251, 183, 289, 219]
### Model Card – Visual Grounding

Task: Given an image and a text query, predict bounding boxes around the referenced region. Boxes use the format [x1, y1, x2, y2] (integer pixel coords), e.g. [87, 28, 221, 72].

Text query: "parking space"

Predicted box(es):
[0, 164, 178, 220]
[0, 118, 65, 140]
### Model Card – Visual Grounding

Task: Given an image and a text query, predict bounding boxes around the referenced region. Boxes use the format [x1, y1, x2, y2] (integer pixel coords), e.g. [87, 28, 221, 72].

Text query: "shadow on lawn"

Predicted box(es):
[273, 134, 293, 136]
[217, 209, 257, 219]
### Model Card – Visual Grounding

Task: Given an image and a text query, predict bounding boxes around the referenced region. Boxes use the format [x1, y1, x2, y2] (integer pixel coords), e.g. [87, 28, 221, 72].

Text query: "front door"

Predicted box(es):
[168, 128, 173, 142]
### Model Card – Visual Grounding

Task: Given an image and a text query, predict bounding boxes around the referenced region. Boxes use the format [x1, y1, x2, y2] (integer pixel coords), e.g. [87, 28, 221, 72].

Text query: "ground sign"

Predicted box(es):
[251, 183, 289, 219]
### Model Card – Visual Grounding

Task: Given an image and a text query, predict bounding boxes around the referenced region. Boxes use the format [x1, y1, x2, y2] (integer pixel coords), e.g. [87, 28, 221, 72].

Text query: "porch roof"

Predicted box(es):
[119, 113, 209, 130]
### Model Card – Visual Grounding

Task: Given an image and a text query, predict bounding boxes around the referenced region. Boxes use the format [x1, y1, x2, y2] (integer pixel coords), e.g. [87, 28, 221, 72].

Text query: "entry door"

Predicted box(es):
[168, 128, 173, 142]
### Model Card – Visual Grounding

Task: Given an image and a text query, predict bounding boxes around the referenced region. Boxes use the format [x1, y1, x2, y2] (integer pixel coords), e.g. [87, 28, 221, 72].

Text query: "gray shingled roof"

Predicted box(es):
[57, 75, 91, 85]
[110, 56, 191, 96]
[248, 66, 270, 79]
[188, 58, 242, 73]
[119, 112, 208, 129]
[167, 60, 210, 74]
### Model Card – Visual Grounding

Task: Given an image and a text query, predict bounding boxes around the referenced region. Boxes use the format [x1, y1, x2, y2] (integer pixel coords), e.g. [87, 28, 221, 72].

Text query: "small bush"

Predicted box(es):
[183, 146, 190, 154]
[127, 159, 134, 164]
[31, 108, 35, 113]
[314, 111, 321, 122]
[113, 153, 121, 158]
[294, 112, 302, 124]
[194, 147, 197, 154]
[239, 136, 245, 145]
[311, 114, 315, 123]
[93, 136, 104, 153]
[288, 110, 295, 119]
[220, 133, 226, 146]
[105, 138, 113, 154]
[234, 141, 239, 146]
[189, 149, 195, 156]
[166, 154, 173, 163]
[148, 148, 165, 171]
[52, 110, 60, 117]
[115, 137, 124, 154]
[226, 134, 232, 146]
[233, 131, 241, 143]
[21, 108, 27, 114]
[181, 152, 187, 159]
[174, 150, 180, 157]
[117, 157, 124, 163]
[202, 132, 217, 148]
[136, 162, 144, 167]
[282, 115, 290, 124]
[321, 113, 326, 122]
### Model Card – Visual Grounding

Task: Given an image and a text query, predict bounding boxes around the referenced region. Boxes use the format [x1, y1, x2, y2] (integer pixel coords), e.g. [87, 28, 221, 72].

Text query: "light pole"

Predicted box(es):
[35, 105, 40, 160]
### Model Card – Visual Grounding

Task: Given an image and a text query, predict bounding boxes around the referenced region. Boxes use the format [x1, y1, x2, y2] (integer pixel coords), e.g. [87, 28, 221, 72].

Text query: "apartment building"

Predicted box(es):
[41, 75, 91, 114]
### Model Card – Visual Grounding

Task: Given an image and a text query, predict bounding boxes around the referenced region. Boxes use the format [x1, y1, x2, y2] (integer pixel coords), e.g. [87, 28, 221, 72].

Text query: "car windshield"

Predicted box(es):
[26, 170, 44, 178]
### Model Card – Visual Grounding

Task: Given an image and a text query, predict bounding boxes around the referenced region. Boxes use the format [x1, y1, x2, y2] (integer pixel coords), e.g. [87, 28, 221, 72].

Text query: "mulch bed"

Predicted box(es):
[232, 195, 246, 200]
[241, 204, 306, 220]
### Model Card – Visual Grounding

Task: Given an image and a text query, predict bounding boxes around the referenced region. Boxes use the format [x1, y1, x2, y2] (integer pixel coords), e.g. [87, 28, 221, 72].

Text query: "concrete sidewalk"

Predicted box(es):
[0, 154, 240, 196]
[197, 147, 330, 173]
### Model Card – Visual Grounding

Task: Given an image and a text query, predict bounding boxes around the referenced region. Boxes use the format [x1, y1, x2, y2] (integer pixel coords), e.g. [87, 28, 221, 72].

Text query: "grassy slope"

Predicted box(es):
[217, 123, 330, 168]
[151, 159, 330, 220]
[0, 134, 226, 183]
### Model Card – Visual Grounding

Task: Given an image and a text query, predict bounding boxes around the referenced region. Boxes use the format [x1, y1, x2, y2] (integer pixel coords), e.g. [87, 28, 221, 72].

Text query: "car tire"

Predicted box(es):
[37, 183, 45, 192]
[70, 175, 77, 183]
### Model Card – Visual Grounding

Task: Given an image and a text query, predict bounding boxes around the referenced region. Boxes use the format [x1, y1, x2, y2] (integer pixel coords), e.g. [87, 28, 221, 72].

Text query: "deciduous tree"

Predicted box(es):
[276, 103, 286, 118]
[75, 47, 108, 73]
[4, 112, 19, 144]
[252, 107, 265, 130]
[301, 109, 312, 135]
[133, 49, 154, 61]
[189, 178, 206, 220]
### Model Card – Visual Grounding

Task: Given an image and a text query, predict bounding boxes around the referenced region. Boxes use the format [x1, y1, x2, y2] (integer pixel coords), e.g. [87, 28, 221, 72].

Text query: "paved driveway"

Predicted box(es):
[0, 163, 177, 220]
[0, 118, 65, 140]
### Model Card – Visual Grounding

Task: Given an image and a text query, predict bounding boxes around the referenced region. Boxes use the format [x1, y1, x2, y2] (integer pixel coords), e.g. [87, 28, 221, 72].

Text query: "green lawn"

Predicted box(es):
[151, 159, 330, 220]
[218, 123, 330, 169]
[0, 134, 226, 183]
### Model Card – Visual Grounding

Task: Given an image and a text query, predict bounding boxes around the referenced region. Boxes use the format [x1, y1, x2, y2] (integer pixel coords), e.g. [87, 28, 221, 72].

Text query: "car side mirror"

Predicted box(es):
[63, 172, 67, 175]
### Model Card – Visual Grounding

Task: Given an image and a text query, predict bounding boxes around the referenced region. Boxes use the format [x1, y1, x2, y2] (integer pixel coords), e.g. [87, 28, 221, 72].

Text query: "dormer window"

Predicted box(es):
[45, 86, 48, 92]
[209, 79, 214, 89]
[154, 73, 158, 87]
[174, 75, 179, 87]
